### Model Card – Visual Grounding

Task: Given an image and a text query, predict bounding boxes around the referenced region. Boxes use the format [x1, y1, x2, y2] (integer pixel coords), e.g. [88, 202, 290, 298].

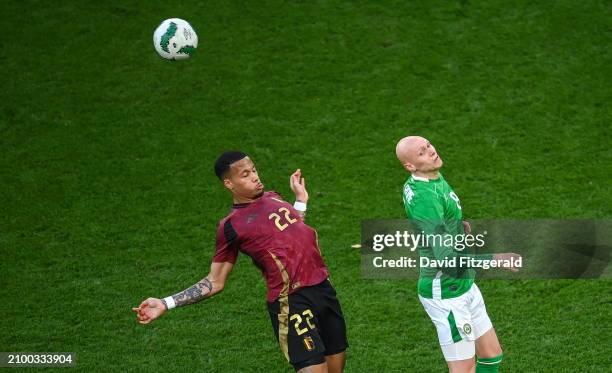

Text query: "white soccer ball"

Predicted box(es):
[153, 18, 198, 60]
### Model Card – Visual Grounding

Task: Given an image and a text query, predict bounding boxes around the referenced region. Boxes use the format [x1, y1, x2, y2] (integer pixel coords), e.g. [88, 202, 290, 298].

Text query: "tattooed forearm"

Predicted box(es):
[171, 278, 213, 308]
[297, 210, 306, 220]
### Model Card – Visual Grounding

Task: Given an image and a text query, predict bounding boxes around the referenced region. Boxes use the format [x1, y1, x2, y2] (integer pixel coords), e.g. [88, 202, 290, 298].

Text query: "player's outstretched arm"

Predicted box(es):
[290, 169, 309, 219]
[132, 261, 234, 325]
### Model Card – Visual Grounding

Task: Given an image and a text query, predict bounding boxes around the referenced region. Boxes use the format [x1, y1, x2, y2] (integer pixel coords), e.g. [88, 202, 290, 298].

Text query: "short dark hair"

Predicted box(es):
[214, 151, 248, 180]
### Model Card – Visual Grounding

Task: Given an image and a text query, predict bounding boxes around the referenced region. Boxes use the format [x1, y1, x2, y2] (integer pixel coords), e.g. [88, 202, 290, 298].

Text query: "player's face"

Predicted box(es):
[224, 157, 264, 199]
[408, 138, 443, 172]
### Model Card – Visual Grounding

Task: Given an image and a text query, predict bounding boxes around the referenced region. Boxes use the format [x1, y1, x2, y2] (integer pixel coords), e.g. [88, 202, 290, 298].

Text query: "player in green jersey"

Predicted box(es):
[395, 136, 520, 373]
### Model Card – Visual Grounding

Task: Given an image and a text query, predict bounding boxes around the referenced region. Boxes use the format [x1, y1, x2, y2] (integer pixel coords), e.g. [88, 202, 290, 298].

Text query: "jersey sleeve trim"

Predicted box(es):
[212, 217, 240, 264]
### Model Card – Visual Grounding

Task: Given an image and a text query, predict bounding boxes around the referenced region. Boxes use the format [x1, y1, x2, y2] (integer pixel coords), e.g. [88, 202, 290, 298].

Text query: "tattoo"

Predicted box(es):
[297, 210, 306, 220]
[172, 278, 213, 307]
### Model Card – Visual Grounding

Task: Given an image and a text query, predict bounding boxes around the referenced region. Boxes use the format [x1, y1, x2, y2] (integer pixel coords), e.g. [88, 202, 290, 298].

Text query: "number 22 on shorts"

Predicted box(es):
[290, 309, 315, 335]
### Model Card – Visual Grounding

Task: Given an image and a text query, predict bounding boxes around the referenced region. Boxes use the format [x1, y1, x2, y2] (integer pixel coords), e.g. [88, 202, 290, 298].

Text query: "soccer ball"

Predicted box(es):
[153, 18, 198, 60]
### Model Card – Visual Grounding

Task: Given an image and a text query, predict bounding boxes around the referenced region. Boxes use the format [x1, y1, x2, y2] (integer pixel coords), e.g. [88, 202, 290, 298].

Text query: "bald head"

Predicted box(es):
[395, 136, 443, 176]
[396, 136, 424, 165]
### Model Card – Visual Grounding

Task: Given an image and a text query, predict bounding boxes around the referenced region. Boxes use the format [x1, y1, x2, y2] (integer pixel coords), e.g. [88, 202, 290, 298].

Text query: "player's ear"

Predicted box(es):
[404, 162, 416, 172]
[223, 178, 234, 190]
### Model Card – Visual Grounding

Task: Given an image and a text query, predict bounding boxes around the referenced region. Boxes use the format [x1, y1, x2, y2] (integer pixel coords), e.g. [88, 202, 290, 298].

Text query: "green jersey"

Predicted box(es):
[402, 173, 491, 299]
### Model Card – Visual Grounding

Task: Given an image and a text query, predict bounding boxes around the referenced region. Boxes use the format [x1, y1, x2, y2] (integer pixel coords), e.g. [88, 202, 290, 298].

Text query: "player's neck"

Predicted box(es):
[412, 170, 440, 180]
[233, 196, 256, 204]
[232, 192, 264, 204]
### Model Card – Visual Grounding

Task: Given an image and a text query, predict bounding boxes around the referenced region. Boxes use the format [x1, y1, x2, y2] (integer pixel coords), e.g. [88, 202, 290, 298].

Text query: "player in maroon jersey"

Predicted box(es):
[132, 151, 348, 372]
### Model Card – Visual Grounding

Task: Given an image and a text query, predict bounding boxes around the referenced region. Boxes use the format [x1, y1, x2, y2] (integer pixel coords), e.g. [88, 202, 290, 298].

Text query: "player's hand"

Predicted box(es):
[462, 221, 471, 234]
[290, 169, 308, 203]
[132, 297, 166, 325]
[493, 253, 522, 272]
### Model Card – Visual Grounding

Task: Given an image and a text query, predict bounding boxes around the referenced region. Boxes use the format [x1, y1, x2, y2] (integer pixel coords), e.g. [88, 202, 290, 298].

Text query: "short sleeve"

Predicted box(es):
[213, 218, 240, 264]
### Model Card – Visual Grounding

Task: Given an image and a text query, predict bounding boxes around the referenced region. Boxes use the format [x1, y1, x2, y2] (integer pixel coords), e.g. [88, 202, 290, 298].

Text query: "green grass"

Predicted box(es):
[1, 0, 611, 371]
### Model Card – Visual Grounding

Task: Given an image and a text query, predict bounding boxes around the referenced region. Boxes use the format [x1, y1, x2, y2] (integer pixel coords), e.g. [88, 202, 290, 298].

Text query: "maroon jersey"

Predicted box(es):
[213, 191, 329, 302]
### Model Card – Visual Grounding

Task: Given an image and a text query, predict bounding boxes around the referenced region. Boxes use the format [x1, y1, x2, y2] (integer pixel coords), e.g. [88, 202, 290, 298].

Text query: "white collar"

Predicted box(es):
[411, 174, 430, 182]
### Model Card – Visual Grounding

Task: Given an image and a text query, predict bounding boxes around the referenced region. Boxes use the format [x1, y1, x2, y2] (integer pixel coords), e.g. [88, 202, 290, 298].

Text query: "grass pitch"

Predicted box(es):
[1, 1, 610, 371]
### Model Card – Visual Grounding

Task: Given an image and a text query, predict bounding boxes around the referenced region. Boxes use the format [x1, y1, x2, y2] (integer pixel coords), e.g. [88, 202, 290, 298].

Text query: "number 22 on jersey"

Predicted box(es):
[269, 207, 297, 231]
